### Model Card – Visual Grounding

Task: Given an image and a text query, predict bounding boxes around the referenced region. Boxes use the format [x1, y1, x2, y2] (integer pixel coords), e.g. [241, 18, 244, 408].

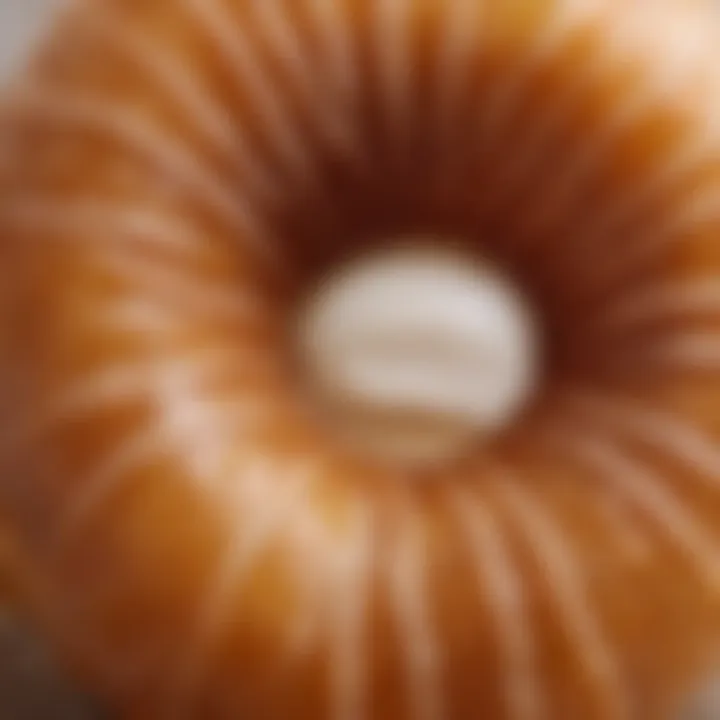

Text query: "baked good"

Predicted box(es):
[1, 1, 720, 717]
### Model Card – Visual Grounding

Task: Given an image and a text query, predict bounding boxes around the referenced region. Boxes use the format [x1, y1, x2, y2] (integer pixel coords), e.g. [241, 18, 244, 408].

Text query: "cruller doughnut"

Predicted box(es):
[1, 0, 720, 718]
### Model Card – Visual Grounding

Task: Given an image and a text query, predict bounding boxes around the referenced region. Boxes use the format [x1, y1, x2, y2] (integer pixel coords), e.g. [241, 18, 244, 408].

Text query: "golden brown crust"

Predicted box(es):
[2, 0, 720, 718]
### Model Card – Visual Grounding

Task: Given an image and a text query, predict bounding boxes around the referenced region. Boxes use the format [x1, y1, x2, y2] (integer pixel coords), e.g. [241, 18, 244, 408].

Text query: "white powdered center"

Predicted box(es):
[298, 245, 540, 465]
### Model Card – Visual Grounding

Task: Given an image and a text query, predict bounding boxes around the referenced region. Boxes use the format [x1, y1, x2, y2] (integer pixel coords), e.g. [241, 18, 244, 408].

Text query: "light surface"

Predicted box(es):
[677, 672, 720, 720]
[0, 0, 58, 84]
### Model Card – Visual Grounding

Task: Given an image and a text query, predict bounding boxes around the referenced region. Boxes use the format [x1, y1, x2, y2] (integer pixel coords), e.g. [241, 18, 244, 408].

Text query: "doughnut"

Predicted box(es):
[1, 0, 720, 718]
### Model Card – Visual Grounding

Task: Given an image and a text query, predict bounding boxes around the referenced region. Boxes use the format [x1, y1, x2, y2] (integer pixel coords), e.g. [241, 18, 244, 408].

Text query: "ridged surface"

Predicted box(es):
[1, 0, 720, 718]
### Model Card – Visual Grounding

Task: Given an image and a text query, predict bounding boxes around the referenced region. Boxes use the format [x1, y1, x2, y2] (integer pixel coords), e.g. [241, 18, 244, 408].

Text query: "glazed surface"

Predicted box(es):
[1, 1, 720, 718]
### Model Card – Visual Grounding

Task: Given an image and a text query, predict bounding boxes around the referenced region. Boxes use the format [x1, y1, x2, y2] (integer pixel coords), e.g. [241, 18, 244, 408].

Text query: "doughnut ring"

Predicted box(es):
[1, 1, 720, 718]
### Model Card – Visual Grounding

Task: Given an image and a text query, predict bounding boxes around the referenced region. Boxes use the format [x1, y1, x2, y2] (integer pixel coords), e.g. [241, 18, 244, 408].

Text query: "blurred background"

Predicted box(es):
[0, 0, 56, 82]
